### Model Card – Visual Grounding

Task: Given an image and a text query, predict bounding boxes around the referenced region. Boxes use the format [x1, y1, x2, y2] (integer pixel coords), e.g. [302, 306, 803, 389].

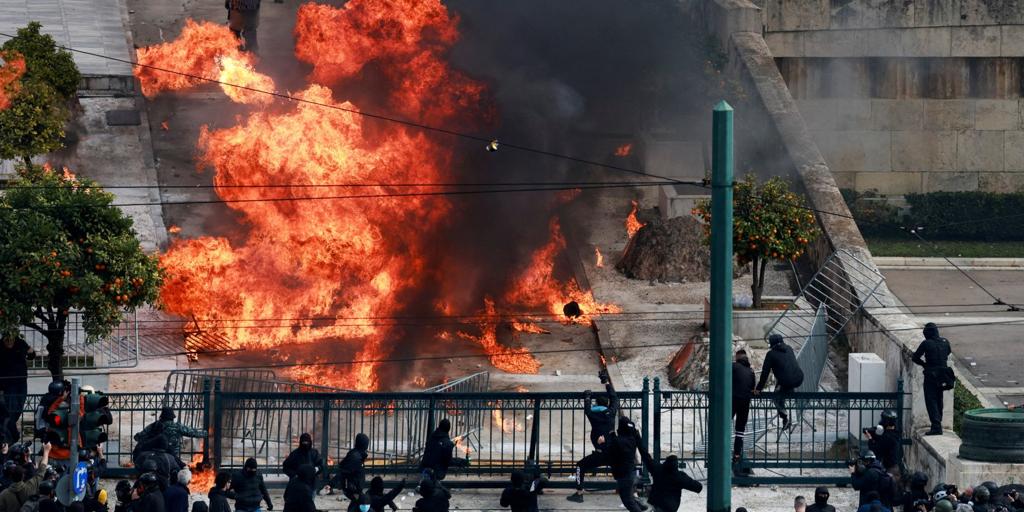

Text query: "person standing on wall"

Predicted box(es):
[0, 330, 34, 443]
[225, 0, 261, 53]
[912, 322, 953, 436]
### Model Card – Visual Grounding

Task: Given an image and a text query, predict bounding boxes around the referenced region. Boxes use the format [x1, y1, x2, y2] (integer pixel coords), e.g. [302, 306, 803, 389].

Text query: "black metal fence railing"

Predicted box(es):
[8, 377, 904, 485]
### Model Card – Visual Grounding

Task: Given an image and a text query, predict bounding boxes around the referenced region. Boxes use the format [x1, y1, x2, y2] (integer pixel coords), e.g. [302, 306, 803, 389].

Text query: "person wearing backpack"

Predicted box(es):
[850, 451, 896, 508]
[856, 491, 892, 512]
[754, 334, 805, 430]
[913, 323, 953, 435]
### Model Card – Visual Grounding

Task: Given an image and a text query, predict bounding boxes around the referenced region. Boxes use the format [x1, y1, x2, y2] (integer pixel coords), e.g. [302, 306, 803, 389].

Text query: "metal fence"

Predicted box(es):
[8, 376, 904, 485]
[655, 379, 904, 485]
[795, 304, 829, 393]
[21, 311, 139, 369]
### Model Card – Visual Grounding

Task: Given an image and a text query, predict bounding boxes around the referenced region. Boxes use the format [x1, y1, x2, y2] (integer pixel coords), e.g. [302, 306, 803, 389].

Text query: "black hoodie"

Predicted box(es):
[413, 480, 449, 512]
[283, 433, 324, 480]
[500, 471, 544, 512]
[283, 464, 316, 512]
[732, 357, 755, 400]
[366, 477, 405, 512]
[419, 421, 455, 477]
[608, 417, 641, 479]
[640, 451, 702, 512]
[756, 341, 804, 391]
[333, 433, 370, 493]
[806, 487, 836, 512]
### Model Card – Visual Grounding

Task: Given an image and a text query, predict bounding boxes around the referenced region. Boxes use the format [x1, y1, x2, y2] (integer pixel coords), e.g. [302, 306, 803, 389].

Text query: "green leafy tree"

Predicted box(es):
[0, 22, 80, 165]
[693, 174, 819, 308]
[0, 165, 163, 379]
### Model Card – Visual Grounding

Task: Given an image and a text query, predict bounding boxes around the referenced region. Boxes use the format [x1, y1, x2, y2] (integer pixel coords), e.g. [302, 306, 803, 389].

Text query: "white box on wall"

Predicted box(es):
[849, 353, 886, 435]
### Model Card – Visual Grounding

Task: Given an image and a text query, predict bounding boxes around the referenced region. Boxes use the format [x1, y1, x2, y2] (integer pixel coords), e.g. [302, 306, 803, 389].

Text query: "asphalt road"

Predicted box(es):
[882, 269, 1024, 400]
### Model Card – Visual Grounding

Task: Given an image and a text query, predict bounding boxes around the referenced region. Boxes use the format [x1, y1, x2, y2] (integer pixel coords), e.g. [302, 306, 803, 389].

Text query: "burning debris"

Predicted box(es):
[617, 215, 739, 283]
[143, 0, 620, 390]
[594, 246, 604, 268]
[626, 200, 645, 239]
[0, 51, 25, 111]
[614, 142, 633, 157]
[486, 139, 499, 152]
[562, 301, 582, 319]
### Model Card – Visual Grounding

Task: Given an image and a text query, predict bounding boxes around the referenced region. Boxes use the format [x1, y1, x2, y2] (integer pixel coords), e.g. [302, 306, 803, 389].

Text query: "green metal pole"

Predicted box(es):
[708, 101, 734, 512]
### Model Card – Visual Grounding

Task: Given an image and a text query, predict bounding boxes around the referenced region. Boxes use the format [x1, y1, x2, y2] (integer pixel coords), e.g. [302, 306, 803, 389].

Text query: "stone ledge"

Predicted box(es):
[873, 257, 1024, 269]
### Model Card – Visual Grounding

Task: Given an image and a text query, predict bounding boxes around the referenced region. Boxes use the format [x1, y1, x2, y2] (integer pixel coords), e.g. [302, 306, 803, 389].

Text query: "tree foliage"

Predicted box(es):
[693, 174, 819, 308]
[0, 22, 80, 163]
[0, 165, 163, 378]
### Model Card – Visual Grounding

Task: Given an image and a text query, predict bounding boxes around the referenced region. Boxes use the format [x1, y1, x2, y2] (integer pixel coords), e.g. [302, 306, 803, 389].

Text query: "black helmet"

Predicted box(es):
[910, 472, 929, 488]
[47, 381, 65, 396]
[141, 459, 158, 473]
[975, 485, 991, 503]
[880, 410, 898, 426]
[38, 480, 55, 496]
[768, 333, 784, 346]
[861, 450, 876, 461]
[140, 472, 159, 485]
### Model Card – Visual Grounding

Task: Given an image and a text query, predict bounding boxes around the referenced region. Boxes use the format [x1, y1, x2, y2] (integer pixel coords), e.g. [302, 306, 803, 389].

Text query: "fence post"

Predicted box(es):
[653, 377, 661, 464]
[213, 379, 223, 470]
[201, 378, 212, 465]
[528, 398, 542, 464]
[896, 378, 906, 471]
[320, 397, 331, 485]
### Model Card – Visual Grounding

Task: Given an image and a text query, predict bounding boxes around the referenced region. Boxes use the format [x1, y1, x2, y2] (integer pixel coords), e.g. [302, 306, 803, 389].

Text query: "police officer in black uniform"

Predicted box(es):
[912, 322, 953, 435]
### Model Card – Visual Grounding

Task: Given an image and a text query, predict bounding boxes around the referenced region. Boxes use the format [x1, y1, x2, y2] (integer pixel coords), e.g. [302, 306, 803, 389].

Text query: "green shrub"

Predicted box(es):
[953, 379, 983, 437]
[1, 22, 80, 100]
[905, 192, 1024, 241]
[840, 189, 904, 238]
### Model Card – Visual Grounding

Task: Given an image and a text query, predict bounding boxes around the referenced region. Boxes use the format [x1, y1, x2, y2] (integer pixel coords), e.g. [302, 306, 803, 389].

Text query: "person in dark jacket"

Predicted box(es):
[913, 322, 952, 435]
[329, 433, 369, 495]
[500, 470, 545, 512]
[163, 469, 191, 512]
[363, 476, 405, 512]
[133, 473, 166, 512]
[282, 433, 323, 487]
[865, 410, 901, 472]
[732, 349, 756, 462]
[208, 471, 234, 512]
[282, 464, 316, 512]
[225, 0, 261, 52]
[412, 479, 448, 512]
[0, 332, 33, 443]
[419, 420, 459, 481]
[900, 472, 930, 512]
[134, 407, 205, 464]
[639, 449, 702, 512]
[232, 458, 272, 512]
[607, 416, 645, 512]
[568, 369, 618, 503]
[856, 491, 892, 512]
[113, 480, 133, 512]
[850, 451, 892, 507]
[755, 334, 805, 430]
[806, 487, 835, 512]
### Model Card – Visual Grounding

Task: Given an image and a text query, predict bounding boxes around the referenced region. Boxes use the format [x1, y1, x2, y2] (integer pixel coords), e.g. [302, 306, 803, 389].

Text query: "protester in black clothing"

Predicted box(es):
[283, 464, 316, 512]
[865, 410, 901, 471]
[0, 333, 33, 443]
[283, 432, 323, 494]
[362, 476, 405, 512]
[208, 471, 234, 512]
[232, 458, 273, 512]
[913, 323, 953, 435]
[607, 416, 645, 512]
[806, 487, 835, 512]
[901, 472, 930, 512]
[568, 370, 618, 503]
[500, 470, 545, 512]
[412, 479, 449, 512]
[329, 433, 369, 496]
[732, 350, 756, 463]
[113, 480, 133, 512]
[755, 334, 804, 431]
[639, 449, 702, 512]
[850, 451, 894, 507]
[419, 419, 466, 488]
[132, 473, 166, 512]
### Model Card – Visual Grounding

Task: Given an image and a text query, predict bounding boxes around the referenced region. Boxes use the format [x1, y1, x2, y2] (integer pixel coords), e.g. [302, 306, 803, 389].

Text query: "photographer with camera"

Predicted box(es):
[850, 451, 896, 508]
[864, 410, 901, 472]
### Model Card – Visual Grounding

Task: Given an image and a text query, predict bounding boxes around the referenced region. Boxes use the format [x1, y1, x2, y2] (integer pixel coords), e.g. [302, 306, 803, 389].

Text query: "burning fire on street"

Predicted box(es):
[140, 0, 620, 391]
[626, 200, 645, 239]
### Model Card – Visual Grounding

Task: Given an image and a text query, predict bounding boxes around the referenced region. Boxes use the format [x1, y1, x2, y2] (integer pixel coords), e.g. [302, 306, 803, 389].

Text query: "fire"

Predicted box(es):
[146, 0, 619, 390]
[509, 322, 550, 335]
[491, 406, 523, 434]
[594, 246, 604, 268]
[160, 121, 170, 131]
[626, 200, 645, 239]
[187, 453, 215, 494]
[217, 56, 276, 105]
[412, 376, 427, 387]
[454, 434, 473, 456]
[135, 20, 255, 97]
[167, 225, 182, 234]
[614, 143, 633, 157]
[0, 51, 25, 110]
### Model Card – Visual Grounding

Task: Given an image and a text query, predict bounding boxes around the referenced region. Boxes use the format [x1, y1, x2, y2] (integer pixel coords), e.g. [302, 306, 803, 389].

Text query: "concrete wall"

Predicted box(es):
[759, 0, 1024, 193]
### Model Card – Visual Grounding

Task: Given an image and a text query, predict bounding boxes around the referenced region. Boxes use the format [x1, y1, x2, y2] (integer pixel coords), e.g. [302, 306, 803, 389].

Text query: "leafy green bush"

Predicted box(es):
[841, 189, 904, 238]
[0, 77, 67, 162]
[1, 22, 80, 100]
[953, 379, 983, 437]
[905, 192, 1024, 241]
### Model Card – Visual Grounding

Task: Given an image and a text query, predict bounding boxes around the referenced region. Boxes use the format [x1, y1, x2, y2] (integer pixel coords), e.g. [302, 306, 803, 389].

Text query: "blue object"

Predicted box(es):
[73, 462, 89, 495]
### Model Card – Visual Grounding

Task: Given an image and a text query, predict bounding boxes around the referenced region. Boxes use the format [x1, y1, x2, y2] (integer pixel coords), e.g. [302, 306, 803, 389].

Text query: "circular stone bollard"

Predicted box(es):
[958, 408, 1024, 463]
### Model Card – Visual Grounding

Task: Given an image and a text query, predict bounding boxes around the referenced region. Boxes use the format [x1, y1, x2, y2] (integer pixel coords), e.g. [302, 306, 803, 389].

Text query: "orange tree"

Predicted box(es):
[0, 165, 162, 379]
[693, 174, 819, 308]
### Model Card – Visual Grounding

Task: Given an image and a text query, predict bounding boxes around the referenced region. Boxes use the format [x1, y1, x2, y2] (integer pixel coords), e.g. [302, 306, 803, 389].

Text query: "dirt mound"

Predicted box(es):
[616, 215, 711, 282]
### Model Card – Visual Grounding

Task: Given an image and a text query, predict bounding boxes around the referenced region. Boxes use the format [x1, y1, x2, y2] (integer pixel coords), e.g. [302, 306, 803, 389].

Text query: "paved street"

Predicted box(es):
[882, 269, 1024, 403]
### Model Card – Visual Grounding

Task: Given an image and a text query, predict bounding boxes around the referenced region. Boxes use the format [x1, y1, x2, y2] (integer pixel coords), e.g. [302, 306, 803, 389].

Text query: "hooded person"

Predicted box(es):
[755, 334, 804, 430]
[806, 487, 836, 512]
[329, 433, 370, 495]
[231, 458, 272, 512]
[283, 464, 316, 512]
[135, 472, 166, 512]
[568, 370, 618, 503]
[412, 479, 449, 512]
[732, 349, 756, 465]
[500, 470, 544, 512]
[419, 420, 458, 480]
[850, 451, 895, 507]
[912, 322, 953, 435]
[283, 433, 323, 482]
[208, 471, 234, 512]
[365, 476, 406, 512]
[638, 449, 702, 512]
[607, 416, 645, 512]
[901, 472, 930, 512]
[134, 407, 205, 463]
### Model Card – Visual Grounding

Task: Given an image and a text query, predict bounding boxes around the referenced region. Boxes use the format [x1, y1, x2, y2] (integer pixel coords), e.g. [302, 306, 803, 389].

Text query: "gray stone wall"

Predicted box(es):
[796, 97, 1024, 192]
[765, 0, 1024, 32]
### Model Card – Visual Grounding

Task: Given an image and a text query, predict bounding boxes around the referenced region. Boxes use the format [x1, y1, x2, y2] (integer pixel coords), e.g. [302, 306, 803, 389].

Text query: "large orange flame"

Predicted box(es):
[626, 200, 644, 239]
[0, 51, 26, 110]
[135, 20, 255, 98]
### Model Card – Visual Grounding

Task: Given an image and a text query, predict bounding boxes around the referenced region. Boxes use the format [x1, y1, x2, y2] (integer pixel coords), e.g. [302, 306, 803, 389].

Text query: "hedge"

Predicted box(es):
[842, 190, 1024, 242]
